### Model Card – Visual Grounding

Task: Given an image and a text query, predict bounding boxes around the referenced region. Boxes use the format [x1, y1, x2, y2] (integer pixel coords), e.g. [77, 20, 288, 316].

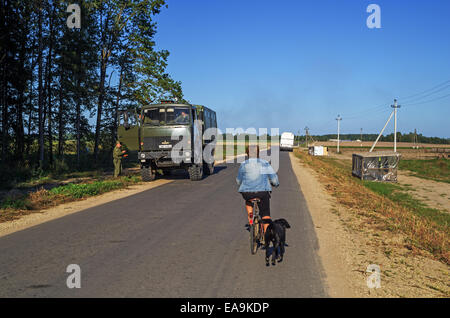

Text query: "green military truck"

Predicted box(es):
[117, 100, 217, 181]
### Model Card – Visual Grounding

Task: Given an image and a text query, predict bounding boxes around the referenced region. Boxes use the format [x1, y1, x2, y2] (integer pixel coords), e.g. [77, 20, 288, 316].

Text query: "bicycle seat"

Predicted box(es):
[249, 198, 260, 203]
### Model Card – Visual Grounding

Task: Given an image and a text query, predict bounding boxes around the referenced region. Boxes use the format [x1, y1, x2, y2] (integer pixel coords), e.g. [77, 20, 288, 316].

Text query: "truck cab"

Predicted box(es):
[280, 132, 295, 151]
[117, 101, 217, 181]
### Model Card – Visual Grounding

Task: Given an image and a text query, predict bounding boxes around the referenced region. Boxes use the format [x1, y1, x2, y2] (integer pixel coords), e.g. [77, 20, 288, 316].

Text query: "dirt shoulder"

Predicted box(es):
[288, 152, 449, 297]
[398, 171, 450, 214]
[289, 152, 362, 297]
[0, 179, 171, 238]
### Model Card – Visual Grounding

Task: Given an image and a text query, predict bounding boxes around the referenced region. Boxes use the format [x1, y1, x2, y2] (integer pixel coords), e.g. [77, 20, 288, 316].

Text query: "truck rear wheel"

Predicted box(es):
[203, 161, 215, 175]
[188, 165, 203, 181]
[141, 167, 156, 181]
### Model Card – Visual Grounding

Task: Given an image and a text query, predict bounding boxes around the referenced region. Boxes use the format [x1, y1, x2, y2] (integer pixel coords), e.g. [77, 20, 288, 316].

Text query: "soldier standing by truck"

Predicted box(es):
[113, 140, 127, 177]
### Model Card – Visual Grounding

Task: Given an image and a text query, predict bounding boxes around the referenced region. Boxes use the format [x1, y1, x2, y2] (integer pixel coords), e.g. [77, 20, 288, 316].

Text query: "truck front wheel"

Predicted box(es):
[188, 164, 203, 181]
[141, 166, 156, 181]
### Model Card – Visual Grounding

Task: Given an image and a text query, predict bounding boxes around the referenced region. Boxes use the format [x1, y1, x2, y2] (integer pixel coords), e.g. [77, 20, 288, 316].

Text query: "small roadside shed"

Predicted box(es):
[352, 151, 401, 182]
[308, 146, 328, 156]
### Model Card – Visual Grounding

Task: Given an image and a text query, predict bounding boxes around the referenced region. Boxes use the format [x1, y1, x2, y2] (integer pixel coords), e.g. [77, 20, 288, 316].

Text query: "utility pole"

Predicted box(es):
[336, 115, 342, 153]
[413, 128, 418, 149]
[360, 128, 363, 147]
[391, 99, 401, 152]
[304, 126, 309, 148]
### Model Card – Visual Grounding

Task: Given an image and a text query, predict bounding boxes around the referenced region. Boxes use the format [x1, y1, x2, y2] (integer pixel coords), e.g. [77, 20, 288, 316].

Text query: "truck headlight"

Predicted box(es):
[185, 151, 191, 157]
[140, 153, 145, 158]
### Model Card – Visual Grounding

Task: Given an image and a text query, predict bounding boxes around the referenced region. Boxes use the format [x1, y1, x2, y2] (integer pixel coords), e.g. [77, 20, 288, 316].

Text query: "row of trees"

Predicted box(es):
[219, 132, 448, 145]
[307, 132, 449, 144]
[0, 0, 183, 171]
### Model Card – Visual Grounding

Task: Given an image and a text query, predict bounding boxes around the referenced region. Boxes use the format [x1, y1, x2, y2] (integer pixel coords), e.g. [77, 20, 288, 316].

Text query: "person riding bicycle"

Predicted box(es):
[236, 145, 279, 235]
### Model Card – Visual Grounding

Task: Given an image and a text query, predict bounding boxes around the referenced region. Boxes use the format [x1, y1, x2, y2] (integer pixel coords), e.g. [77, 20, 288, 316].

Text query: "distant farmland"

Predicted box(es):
[318, 141, 450, 148]
[312, 141, 450, 159]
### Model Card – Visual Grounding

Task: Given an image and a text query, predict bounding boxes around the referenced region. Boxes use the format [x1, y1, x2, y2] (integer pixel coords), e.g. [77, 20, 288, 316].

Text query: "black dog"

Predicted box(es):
[264, 218, 291, 266]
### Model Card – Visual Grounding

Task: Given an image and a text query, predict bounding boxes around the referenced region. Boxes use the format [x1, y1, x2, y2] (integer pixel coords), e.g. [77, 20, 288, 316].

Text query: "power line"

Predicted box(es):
[400, 84, 450, 104]
[339, 102, 389, 119]
[399, 79, 450, 101]
[305, 80, 449, 136]
[340, 79, 450, 119]
[402, 92, 450, 106]
[343, 107, 391, 120]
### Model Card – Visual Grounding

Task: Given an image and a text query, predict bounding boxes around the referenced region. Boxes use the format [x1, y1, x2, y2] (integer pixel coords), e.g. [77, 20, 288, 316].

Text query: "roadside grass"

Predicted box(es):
[0, 175, 141, 223]
[48, 176, 140, 198]
[326, 145, 443, 150]
[294, 149, 449, 265]
[14, 169, 105, 189]
[399, 158, 449, 183]
[363, 181, 449, 229]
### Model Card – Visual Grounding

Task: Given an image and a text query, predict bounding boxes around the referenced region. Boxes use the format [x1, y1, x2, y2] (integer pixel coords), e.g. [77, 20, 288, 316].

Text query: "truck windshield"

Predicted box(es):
[143, 108, 165, 126]
[143, 106, 190, 126]
[166, 107, 190, 125]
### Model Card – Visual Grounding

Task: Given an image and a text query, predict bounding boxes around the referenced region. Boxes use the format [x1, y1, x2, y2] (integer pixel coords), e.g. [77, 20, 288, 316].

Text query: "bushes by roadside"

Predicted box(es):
[0, 148, 139, 190]
[0, 176, 140, 223]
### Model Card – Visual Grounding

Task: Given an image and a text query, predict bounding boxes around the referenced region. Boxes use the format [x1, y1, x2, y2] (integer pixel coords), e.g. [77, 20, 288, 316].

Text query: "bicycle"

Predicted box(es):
[249, 198, 265, 255]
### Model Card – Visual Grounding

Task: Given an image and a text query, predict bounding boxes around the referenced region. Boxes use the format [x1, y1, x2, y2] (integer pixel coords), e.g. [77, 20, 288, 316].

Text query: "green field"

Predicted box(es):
[399, 158, 449, 183]
[363, 181, 449, 229]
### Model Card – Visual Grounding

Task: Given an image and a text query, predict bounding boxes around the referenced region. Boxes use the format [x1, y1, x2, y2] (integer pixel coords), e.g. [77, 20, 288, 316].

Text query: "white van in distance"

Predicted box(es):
[280, 132, 295, 151]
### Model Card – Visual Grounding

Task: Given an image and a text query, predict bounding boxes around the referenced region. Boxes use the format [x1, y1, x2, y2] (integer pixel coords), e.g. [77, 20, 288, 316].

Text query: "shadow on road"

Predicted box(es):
[213, 165, 227, 175]
[155, 165, 228, 181]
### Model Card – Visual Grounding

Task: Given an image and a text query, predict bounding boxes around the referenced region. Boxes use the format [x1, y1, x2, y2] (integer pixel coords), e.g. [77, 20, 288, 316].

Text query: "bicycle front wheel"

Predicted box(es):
[250, 224, 258, 254]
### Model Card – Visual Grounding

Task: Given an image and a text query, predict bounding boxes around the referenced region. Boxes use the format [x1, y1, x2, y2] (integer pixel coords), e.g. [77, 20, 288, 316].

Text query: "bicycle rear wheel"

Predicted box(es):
[250, 223, 258, 254]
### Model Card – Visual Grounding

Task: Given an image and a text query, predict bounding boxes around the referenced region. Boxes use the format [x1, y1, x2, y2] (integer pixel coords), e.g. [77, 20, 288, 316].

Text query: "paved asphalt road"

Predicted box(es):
[0, 151, 327, 297]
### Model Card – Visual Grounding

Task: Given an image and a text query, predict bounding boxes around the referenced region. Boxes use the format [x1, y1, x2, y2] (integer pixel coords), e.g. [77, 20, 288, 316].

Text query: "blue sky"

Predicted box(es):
[152, 0, 450, 137]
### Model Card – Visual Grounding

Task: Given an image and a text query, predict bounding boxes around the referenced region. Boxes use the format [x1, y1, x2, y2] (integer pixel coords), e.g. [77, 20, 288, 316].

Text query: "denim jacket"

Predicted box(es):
[236, 158, 279, 193]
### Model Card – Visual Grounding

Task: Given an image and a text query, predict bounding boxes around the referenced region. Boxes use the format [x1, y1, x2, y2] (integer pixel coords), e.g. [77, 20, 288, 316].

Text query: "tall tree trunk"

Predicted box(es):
[37, 0, 44, 168]
[25, 25, 37, 159]
[93, 6, 110, 164]
[46, 3, 55, 165]
[14, 7, 27, 162]
[94, 50, 108, 163]
[16, 80, 25, 162]
[0, 0, 8, 163]
[75, 45, 82, 168]
[76, 94, 81, 168]
[76, 83, 81, 168]
[25, 70, 33, 158]
[1, 63, 6, 164]
[113, 67, 123, 145]
[57, 73, 64, 157]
